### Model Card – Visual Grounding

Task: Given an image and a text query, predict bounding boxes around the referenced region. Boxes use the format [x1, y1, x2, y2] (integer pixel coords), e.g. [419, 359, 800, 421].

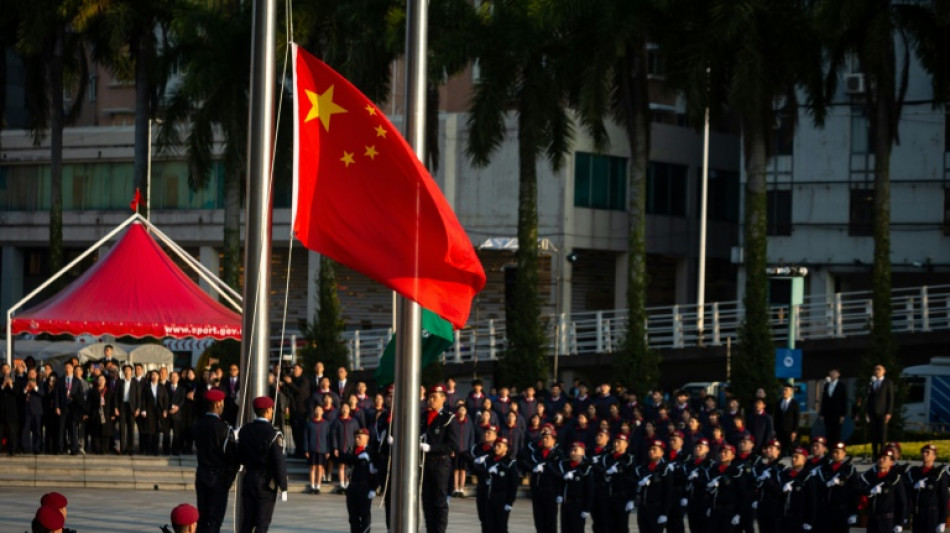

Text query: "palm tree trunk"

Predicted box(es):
[736, 121, 774, 404]
[869, 63, 895, 371]
[223, 169, 242, 290]
[48, 25, 65, 280]
[134, 32, 155, 217]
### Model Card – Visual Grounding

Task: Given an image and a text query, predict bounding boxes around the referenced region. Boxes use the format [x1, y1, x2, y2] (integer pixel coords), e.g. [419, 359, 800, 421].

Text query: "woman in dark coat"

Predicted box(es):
[87, 375, 116, 454]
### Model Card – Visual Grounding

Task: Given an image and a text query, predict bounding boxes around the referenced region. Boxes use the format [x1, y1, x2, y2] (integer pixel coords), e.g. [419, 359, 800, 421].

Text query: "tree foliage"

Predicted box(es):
[298, 256, 349, 374]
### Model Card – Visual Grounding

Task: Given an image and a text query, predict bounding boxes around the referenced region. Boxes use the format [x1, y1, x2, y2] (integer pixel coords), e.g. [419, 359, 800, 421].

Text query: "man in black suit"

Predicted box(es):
[864, 364, 893, 459]
[819, 368, 848, 445]
[141, 370, 170, 455]
[280, 363, 311, 458]
[335, 366, 355, 402]
[223, 364, 240, 427]
[310, 361, 325, 393]
[55, 362, 85, 455]
[0, 370, 20, 455]
[773, 383, 799, 454]
[117, 364, 140, 454]
[167, 371, 187, 455]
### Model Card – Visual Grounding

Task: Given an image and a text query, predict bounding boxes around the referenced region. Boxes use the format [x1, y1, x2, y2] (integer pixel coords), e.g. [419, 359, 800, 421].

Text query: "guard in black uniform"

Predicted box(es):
[237, 396, 288, 533]
[589, 429, 612, 533]
[774, 447, 817, 533]
[735, 433, 760, 533]
[687, 437, 714, 533]
[192, 389, 238, 533]
[598, 433, 636, 533]
[666, 430, 691, 533]
[754, 439, 787, 533]
[518, 424, 562, 533]
[905, 444, 948, 533]
[633, 439, 674, 533]
[813, 442, 858, 533]
[559, 442, 595, 533]
[858, 449, 907, 533]
[467, 424, 499, 529]
[471, 436, 519, 533]
[706, 444, 750, 533]
[419, 384, 459, 533]
[340, 428, 378, 533]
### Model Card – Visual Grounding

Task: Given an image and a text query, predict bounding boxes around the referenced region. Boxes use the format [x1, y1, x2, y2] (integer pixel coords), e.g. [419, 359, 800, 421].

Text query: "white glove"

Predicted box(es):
[689, 470, 700, 480]
[607, 465, 619, 475]
[419, 442, 430, 453]
[488, 465, 499, 475]
[387, 435, 394, 445]
[626, 501, 635, 513]
[758, 472, 770, 482]
[894, 527, 903, 533]
[847, 515, 857, 525]
[731, 514, 741, 526]
[280, 491, 288, 502]
[368, 490, 376, 500]
[826, 479, 838, 488]
[916, 479, 927, 490]
[680, 498, 688, 507]
[870, 484, 883, 496]
[474, 455, 488, 465]
[783, 481, 794, 493]
[658, 515, 668, 524]
[533, 463, 544, 473]
[639, 477, 652, 487]
[369, 463, 378, 475]
[803, 524, 812, 531]
[707, 479, 719, 489]
[564, 471, 575, 481]
[581, 512, 590, 519]
[504, 504, 512, 512]
[937, 524, 945, 533]
[556, 496, 564, 504]
[752, 501, 759, 510]
[358, 452, 370, 462]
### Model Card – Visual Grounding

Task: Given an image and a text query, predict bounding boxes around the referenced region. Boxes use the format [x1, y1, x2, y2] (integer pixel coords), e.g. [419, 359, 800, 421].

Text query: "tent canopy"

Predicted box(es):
[10, 223, 241, 340]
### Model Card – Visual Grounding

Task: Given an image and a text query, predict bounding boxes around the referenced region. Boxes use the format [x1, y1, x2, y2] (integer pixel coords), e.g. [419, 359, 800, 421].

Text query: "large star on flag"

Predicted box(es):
[304, 86, 347, 131]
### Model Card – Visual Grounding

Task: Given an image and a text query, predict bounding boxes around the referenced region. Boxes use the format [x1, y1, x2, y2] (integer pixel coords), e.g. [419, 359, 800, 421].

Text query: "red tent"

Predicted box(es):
[10, 222, 241, 340]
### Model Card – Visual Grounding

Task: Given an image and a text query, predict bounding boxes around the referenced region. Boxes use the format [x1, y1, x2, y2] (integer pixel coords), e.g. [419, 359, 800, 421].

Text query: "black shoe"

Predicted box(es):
[315, 487, 321, 494]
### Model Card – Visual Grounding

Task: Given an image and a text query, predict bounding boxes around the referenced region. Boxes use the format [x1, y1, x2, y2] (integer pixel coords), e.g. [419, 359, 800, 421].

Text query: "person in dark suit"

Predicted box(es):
[20, 370, 45, 454]
[86, 374, 115, 454]
[55, 362, 85, 455]
[819, 368, 848, 445]
[0, 371, 21, 455]
[141, 370, 170, 455]
[117, 364, 140, 455]
[237, 396, 288, 533]
[864, 364, 894, 459]
[222, 364, 240, 427]
[193, 388, 238, 533]
[420, 384, 460, 533]
[167, 371, 187, 455]
[773, 383, 799, 454]
[335, 366, 355, 402]
[280, 363, 311, 458]
[746, 397, 773, 455]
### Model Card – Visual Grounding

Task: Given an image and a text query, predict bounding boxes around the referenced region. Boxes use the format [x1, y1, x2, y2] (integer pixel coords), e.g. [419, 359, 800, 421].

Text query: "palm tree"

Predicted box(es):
[75, 0, 175, 219]
[466, 0, 574, 388]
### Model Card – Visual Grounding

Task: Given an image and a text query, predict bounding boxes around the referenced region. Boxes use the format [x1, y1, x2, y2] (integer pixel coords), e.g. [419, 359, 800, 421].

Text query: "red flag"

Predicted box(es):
[130, 188, 142, 213]
[291, 44, 486, 328]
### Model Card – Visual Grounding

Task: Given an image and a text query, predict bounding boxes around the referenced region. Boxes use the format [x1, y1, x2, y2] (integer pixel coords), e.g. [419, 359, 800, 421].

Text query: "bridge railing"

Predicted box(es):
[342, 284, 950, 370]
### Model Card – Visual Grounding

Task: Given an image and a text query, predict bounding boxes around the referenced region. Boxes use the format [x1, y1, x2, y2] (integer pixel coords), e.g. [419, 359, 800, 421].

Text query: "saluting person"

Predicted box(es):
[706, 444, 749, 533]
[558, 442, 595, 533]
[633, 439, 675, 533]
[471, 436, 519, 533]
[339, 428, 378, 533]
[237, 396, 288, 533]
[814, 442, 858, 533]
[858, 448, 907, 533]
[905, 444, 948, 533]
[518, 424, 562, 533]
[774, 447, 817, 533]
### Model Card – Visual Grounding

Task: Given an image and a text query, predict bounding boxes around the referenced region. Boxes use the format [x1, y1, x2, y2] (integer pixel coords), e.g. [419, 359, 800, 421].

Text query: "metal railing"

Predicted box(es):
[342, 284, 950, 370]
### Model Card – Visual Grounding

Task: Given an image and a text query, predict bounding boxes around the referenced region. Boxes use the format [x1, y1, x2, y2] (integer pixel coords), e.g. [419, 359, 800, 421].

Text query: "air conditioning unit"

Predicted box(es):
[845, 73, 866, 95]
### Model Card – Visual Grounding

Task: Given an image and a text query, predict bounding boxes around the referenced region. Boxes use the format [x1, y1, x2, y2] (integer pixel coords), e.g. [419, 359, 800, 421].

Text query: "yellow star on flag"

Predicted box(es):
[341, 151, 355, 167]
[375, 125, 387, 138]
[305, 86, 348, 131]
[364, 145, 379, 160]
[365, 104, 377, 116]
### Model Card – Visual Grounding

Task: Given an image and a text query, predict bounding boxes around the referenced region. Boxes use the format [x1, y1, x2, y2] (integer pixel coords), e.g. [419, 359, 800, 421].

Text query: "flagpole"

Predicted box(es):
[391, 0, 427, 531]
[237, 0, 276, 528]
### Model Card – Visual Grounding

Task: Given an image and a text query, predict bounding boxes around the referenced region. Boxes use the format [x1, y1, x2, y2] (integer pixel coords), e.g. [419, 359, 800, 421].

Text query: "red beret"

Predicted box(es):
[170, 503, 199, 526]
[886, 442, 902, 452]
[427, 384, 447, 395]
[695, 438, 710, 447]
[670, 430, 684, 439]
[922, 444, 937, 454]
[355, 428, 370, 436]
[205, 389, 225, 403]
[793, 447, 809, 457]
[720, 444, 736, 453]
[486, 425, 498, 433]
[40, 492, 68, 509]
[812, 436, 827, 445]
[495, 437, 509, 446]
[834, 442, 847, 451]
[34, 506, 65, 530]
[572, 441, 587, 450]
[252, 396, 274, 409]
[615, 433, 629, 442]
[881, 448, 896, 459]
[766, 438, 782, 449]
[650, 439, 666, 450]
[740, 432, 754, 443]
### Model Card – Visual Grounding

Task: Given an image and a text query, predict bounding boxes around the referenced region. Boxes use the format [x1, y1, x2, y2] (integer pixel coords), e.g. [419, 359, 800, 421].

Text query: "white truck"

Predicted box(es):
[901, 357, 950, 431]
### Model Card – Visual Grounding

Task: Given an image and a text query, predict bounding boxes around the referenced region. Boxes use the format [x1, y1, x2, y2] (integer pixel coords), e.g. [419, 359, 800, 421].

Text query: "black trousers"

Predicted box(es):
[608, 496, 630, 533]
[638, 503, 665, 533]
[346, 490, 372, 533]
[867, 513, 896, 533]
[23, 415, 43, 453]
[422, 455, 452, 533]
[485, 494, 512, 533]
[239, 490, 277, 533]
[758, 502, 783, 533]
[868, 415, 888, 458]
[195, 479, 230, 533]
[118, 403, 135, 453]
[913, 506, 939, 533]
[825, 417, 842, 446]
[476, 486, 490, 533]
[59, 408, 80, 453]
[668, 500, 688, 533]
[1, 418, 19, 454]
[709, 507, 738, 533]
[590, 489, 610, 533]
[530, 487, 558, 533]
[560, 499, 587, 533]
[689, 504, 710, 533]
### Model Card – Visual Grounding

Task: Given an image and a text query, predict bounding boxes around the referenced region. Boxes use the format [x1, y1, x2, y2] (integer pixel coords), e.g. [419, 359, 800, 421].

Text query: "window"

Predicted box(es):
[766, 190, 792, 236]
[574, 152, 627, 211]
[706, 169, 739, 222]
[773, 114, 794, 156]
[647, 43, 664, 79]
[647, 162, 687, 216]
[849, 188, 874, 236]
[851, 106, 875, 154]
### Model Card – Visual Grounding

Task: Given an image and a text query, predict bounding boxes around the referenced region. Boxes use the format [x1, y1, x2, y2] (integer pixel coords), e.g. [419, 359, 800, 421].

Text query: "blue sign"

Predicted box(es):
[775, 348, 802, 379]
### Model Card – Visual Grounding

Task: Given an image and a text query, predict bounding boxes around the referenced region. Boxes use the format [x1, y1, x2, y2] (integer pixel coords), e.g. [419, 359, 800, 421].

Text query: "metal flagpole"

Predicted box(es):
[236, 0, 277, 528]
[391, 0, 427, 531]
[696, 67, 711, 346]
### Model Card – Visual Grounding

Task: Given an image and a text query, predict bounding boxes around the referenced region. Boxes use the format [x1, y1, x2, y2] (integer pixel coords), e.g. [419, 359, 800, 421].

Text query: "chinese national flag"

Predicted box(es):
[291, 44, 486, 329]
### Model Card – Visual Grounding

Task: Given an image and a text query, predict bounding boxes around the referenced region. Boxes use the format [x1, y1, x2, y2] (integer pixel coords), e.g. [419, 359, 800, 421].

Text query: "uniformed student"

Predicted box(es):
[559, 442, 595, 533]
[600, 432, 636, 533]
[905, 444, 948, 533]
[887, 443, 910, 476]
[754, 439, 786, 533]
[303, 404, 331, 494]
[192, 389, 238, 533]
[471, 436, 519, 533]
[467, 424, 499, 528]
[633, 439, 675, 533]
[31, 505, 65, 533]
[707, 443, 749, 533]
[858, 448, 907, 533]
[814, 442, 858, 533]
[589, 429, 612, 533]
[804, 437, 828, 475]
[735, 433, 760, 533]
[775, 447, 817, 533]
[169, 503, 199, 533]
[666, 431, 691, 533]
[237, 396, 288, 533]
[419, 384, 459, 533]
[518, 424, 561, 533]
[686, 437, 714, 533]
[340, 428, 378, 533]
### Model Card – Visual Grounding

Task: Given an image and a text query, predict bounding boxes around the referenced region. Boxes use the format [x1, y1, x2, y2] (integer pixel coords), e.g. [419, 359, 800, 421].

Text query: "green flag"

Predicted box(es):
[374, 308, 455, 387]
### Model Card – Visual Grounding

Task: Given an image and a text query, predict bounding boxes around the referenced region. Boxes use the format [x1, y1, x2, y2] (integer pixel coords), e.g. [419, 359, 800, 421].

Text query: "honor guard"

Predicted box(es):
[340, 428, 378, 533]
[419, 384, 459, 533]
[633, 439, 675, 533]
[858, 449, 908, 533]
[804, 437, 829, 475]
[814, 442, 858, 533]
[666, 431, 691, 533]
[886, 443, 909, 476]
[905, 444, 948, 533]
[735, 433, 761, 533]
[599, 433, 636, 533]
[518, 424, 562, 533]
[468, 424, 499, 529]
[237, 396, 288, 533]
[590, 429, 613, 533]
[706, 444, 750, 533]
[753, 439, 786, 533]
[774, 447, 817, 533]
[686, 437, 714, 533]
[558, 442, 595, 533]
[38, 492, 77, 533]
[471, 436, 520, 533]
[192, 389, 238, 533]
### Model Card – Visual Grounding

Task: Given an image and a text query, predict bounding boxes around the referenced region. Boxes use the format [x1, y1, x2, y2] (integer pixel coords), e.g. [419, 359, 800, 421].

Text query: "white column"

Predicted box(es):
[198, 246, 220, 294]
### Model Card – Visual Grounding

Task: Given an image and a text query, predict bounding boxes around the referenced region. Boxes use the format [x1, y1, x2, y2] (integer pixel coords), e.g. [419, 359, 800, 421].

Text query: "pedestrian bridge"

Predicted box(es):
[342, 284, 950, 371]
